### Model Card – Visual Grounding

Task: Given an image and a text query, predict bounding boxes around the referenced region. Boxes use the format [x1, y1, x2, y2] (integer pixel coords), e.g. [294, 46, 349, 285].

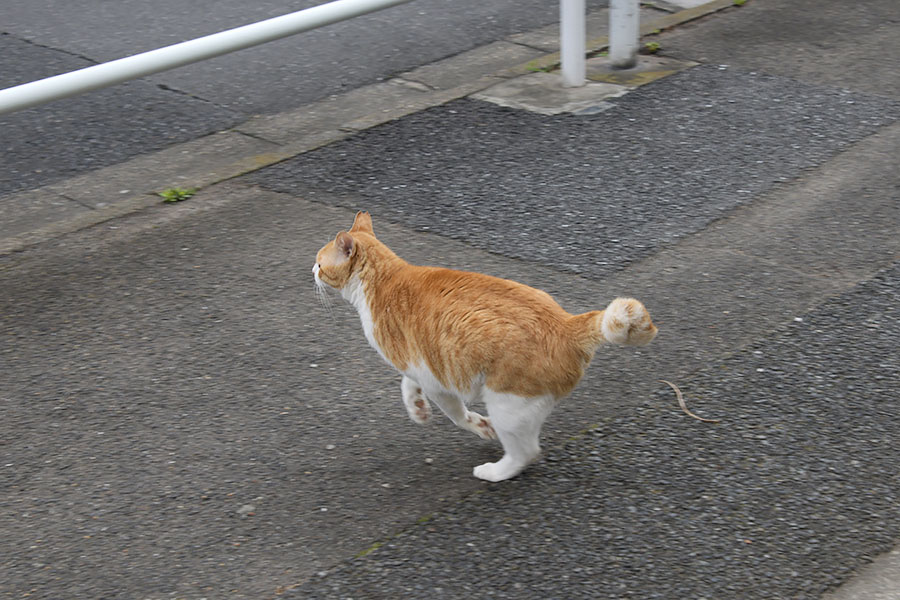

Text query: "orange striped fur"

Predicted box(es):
[314, 211, 657, 481]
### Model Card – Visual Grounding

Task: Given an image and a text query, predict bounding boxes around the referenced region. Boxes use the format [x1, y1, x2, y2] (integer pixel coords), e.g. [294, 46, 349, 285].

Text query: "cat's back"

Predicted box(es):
[381, 263, 577, 356]
[405, 264, 568, 322]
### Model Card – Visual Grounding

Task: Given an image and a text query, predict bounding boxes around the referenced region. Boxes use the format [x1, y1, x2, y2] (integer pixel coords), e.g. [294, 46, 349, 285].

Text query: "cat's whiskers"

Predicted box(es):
[314, 281, 336, 321]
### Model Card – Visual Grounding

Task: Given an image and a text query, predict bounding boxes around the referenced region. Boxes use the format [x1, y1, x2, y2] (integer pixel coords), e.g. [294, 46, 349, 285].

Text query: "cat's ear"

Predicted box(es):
[335, 231, 356, 259]
[349, 211, 374, 235]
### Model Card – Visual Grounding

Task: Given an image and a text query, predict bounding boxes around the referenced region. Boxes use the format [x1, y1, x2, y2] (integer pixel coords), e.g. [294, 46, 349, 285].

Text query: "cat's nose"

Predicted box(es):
[312, 263, 320, 276]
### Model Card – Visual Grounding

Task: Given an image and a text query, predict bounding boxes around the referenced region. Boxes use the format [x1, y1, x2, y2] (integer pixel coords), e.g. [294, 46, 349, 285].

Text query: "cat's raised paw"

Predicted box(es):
[407, 395, 432, 424]
[466, 412, 497, 440]
[401, 377, 432, 425]
[415, 397, 432, 422]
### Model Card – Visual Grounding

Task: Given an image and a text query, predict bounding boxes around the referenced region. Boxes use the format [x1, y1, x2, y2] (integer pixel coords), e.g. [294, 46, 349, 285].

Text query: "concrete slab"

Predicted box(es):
[44, 132, 283, 210]
[338, 82, 505, 132]
[0, 131, 344, 254]
[0, 191, 91, 239]
[472, 71, 629, 115]
[400, 41, 544, 91]
[236, 81, 434, 145]
[586, 54, 697, 86]
[823, 546, 900, 600]
[662, 0, 713, 8]
[641, 0, 684, 11]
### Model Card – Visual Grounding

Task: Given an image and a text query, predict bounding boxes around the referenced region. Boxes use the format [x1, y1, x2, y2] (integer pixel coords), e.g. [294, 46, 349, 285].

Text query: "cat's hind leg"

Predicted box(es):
[473, 391, 555, 482]
[428, 391, 497, 440]
[401, 375, 432, 425]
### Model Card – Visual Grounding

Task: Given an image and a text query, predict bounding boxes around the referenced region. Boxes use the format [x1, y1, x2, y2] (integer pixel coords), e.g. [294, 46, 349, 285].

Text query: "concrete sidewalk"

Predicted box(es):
[2, 0, 899, 598]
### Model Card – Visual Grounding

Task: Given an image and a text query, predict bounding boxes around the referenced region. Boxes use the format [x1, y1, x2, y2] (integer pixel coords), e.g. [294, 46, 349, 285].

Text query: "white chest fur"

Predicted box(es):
[342, 276, 389, 365]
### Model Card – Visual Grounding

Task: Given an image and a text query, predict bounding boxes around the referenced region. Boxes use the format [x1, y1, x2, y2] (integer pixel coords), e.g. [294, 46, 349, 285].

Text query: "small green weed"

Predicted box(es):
[158, 187, 197, 203]
[643, 41, 661, 54]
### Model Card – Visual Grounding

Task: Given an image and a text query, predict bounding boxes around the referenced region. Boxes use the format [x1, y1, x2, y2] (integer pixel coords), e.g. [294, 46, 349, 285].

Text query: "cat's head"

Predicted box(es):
[312, 211, 375, 290]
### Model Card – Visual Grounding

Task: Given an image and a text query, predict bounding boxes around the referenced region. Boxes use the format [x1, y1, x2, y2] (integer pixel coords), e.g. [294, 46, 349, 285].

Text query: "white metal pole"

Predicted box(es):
[560, 0, 586, 88]
[0, 0, 414, 116]
[609, 0, 639, 69]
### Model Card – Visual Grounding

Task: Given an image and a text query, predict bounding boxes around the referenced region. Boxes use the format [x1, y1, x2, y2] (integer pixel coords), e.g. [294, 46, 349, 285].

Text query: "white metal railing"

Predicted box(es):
[0, 0, 640, 114]
[0, 0, 414, 116]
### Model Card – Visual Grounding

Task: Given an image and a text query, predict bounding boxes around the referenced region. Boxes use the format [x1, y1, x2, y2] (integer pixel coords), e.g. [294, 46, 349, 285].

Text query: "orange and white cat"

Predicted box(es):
[313, 212, 657, 482]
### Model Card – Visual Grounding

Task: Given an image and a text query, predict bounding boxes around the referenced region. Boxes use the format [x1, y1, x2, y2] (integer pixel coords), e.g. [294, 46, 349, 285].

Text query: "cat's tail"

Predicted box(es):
[573, 297, 658, 349]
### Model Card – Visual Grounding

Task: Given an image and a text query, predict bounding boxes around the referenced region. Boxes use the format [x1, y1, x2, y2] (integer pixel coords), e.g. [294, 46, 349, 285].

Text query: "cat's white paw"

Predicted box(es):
[401, 378, 432, 425]
[407, 395, 432, 424]
[465, 412, 497, 440]
[473, 460, 521, 482]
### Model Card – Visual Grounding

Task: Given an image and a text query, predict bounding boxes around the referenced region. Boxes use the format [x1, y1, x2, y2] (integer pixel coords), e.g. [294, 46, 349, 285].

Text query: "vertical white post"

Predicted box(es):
[560, 0, 586, 87]
[609, 0, 639, 69]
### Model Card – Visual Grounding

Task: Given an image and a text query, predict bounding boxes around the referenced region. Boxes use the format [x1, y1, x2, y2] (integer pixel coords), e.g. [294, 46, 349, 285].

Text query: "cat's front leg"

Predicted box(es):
[401, 375, 432, 425]
[428, 392, 497, 440]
